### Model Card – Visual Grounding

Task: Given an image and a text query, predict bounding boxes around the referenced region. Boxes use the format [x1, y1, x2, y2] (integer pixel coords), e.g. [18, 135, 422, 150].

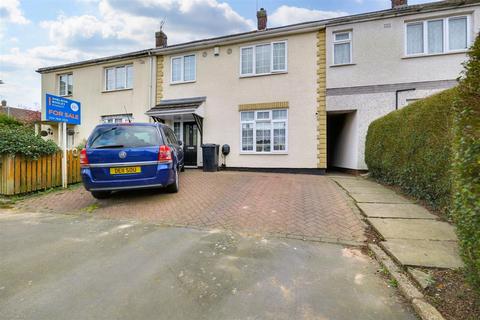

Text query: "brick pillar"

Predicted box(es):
[156, 56, 164, 105]
[316, 30, 327, 169]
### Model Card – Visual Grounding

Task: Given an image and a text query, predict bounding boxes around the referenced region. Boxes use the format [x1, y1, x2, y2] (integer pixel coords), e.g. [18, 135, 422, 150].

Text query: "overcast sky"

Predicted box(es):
[0, 0, 437, 110]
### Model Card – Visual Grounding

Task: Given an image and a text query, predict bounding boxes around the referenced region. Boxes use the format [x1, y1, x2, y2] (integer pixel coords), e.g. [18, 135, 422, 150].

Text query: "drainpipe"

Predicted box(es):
[148, 52, 153, 112]
[395, 88, 416, 110]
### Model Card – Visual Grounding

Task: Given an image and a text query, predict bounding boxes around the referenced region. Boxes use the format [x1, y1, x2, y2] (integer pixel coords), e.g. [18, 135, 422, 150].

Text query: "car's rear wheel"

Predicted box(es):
[166, 169, 179, 193]
[91, 191, 111, 199]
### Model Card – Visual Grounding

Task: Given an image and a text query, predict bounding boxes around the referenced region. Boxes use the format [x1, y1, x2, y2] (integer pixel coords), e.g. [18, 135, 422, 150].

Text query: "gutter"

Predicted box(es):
[36, 50, 151, 74]
[151, 25, 325, 55]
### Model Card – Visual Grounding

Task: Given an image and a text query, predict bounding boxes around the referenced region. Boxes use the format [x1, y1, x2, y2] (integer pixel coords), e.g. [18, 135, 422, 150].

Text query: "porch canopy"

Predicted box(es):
[146, 96, 205, 136]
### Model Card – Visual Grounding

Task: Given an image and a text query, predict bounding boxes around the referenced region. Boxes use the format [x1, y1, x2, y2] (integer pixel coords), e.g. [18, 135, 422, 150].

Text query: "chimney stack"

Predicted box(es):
[391, 0, 408, 9]
[257, 8, 267, 31]
[155, 30, 168, 48]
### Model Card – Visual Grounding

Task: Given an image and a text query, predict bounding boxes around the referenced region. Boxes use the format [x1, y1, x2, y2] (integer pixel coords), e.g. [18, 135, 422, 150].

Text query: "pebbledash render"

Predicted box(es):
[36, 0, 480, 172]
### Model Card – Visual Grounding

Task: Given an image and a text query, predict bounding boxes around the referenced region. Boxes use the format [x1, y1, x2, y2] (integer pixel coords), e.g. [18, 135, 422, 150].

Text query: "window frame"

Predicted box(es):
[239, 109, 288, 154]
[104, 64, 133, 92]
[332, 31, 353, 66]
[101, 113, 133, 124]
[405, 15, 470, 57]
[239, 40, 288, 77]
[58, 73, 73, 97]
[170, 54, 197, 84]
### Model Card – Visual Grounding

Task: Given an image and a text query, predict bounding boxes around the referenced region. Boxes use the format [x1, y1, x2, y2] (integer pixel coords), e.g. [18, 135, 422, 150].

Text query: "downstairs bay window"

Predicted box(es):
[240, 109, 288, 153]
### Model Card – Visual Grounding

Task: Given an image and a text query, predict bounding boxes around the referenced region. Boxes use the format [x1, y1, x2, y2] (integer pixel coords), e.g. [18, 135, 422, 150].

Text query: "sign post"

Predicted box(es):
[45, 94, 81, 188]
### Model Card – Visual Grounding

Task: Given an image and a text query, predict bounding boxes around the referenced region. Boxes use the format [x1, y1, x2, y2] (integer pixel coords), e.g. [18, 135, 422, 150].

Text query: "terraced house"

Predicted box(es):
[37, 0, 480, 173]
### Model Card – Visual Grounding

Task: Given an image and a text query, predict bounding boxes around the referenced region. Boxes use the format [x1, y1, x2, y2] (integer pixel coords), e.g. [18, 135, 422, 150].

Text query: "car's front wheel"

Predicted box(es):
[166, 169, 179, 193]
[91, 191, 111, 199]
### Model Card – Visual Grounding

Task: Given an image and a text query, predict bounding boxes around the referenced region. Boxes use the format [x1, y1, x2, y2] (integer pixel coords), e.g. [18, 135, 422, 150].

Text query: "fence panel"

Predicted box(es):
[0, 150, 81, 195]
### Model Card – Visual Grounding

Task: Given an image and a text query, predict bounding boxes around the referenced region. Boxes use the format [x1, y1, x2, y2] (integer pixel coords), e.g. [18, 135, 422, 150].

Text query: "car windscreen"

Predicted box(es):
[88, 126, 162, 149]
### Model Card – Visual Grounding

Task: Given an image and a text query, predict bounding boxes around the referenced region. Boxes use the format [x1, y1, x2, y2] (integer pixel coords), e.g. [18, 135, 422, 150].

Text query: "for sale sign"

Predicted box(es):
[45, 94, 81, 125]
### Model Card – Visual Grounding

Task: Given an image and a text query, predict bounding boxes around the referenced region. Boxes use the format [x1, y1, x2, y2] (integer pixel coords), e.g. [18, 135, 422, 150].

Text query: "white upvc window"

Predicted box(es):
[59, 73, 73, 96]
[240, 41, 287, 76]
[171, 54, 196, 83]
[240, 109, 288, 153]
[406, 15, 470, 56]
[105, 64, 133, 91]
[101, 114, 133, 124]
[332, 31, 352, 65]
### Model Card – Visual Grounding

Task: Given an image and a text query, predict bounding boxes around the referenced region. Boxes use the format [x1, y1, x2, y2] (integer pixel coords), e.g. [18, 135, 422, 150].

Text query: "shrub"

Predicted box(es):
[452, 33, 480, 291]
[0, 114, 22, 126]
[0, 124, 59, 158]
[365, 88, 457, 213]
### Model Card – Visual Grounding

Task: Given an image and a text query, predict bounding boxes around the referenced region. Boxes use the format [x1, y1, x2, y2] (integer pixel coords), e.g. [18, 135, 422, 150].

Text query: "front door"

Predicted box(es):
[183, 122, 198, 166]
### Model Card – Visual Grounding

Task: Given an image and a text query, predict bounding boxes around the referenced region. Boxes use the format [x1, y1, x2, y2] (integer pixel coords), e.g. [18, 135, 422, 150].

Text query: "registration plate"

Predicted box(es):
[109, 166, 141, 175]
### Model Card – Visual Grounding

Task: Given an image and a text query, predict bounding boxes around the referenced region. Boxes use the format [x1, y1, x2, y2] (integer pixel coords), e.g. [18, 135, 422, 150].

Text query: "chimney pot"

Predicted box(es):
[257, 8, 267, 31]
[155, 30, 168, 48]
[391, 0, 408, 9]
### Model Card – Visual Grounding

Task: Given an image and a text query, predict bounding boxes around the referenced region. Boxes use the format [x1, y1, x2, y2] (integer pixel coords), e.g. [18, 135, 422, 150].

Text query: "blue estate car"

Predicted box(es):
[80, 123, 184, 199]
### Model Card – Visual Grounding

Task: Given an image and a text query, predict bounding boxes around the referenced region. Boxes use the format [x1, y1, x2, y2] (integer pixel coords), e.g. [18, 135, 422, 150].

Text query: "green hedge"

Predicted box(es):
[0, 115, 58, 159]
[366, 33, 480, 291]
[452, 34, 480, 290]
[365, 89, 456, 213]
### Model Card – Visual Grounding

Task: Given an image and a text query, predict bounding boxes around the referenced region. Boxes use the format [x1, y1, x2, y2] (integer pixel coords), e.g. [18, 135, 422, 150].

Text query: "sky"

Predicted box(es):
[0, 0, 437, 110]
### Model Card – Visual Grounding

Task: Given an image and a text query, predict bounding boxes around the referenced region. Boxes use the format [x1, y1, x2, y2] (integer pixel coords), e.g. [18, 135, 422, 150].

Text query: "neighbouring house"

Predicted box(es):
[36, 0, 480, 172]
[36, 50, 155, 149]
[0, 100, 41, 125]
[326, 0, 480, 171]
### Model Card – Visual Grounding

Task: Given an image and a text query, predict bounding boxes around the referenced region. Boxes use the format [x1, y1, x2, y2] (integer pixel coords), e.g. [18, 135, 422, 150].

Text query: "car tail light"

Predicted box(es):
[80, 148, 89, 165]
[158, 145, 172, 162]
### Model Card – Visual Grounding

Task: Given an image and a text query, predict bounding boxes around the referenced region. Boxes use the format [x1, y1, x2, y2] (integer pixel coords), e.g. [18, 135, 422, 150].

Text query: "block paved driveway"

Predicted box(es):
[15, 170, 365, 242]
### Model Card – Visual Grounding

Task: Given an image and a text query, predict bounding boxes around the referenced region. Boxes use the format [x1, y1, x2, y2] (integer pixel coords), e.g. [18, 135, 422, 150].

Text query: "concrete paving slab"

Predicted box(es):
[358, 203, 437, 219]
[0, 212, 416, 320]
[382, 239, 463, 269]
[350, 193, 414, 204]
[407, 268, 434, 289]
[341, 186, 395, 194]
[369, 218, 457, 241]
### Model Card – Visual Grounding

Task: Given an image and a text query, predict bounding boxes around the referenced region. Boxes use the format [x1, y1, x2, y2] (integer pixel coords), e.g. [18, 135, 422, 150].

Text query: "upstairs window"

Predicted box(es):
[171, 54, 196, 83]
[406, 16, 469, 56]
[240, 109, 288, 153]
[59, 73, 73, 96]
[333, 31, 352, 65]
[240, 41, 287, 76]
[105, 64, 133, 91]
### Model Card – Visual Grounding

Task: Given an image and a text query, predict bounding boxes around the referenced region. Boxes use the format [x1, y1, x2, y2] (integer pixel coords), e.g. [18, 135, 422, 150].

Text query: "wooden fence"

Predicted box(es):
[0, 150, 81, 195]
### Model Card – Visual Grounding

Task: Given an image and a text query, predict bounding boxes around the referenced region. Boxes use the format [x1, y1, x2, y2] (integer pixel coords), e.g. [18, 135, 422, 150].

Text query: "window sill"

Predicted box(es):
[102, 88, 133, 93]
[330, 63, 356, 68]
[240, 152, 288, 155]
[170, 80, 196, 85]
[59, 94, 73, 98]
[402, 50, 468, 59]
[239, 71, 288, 79]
